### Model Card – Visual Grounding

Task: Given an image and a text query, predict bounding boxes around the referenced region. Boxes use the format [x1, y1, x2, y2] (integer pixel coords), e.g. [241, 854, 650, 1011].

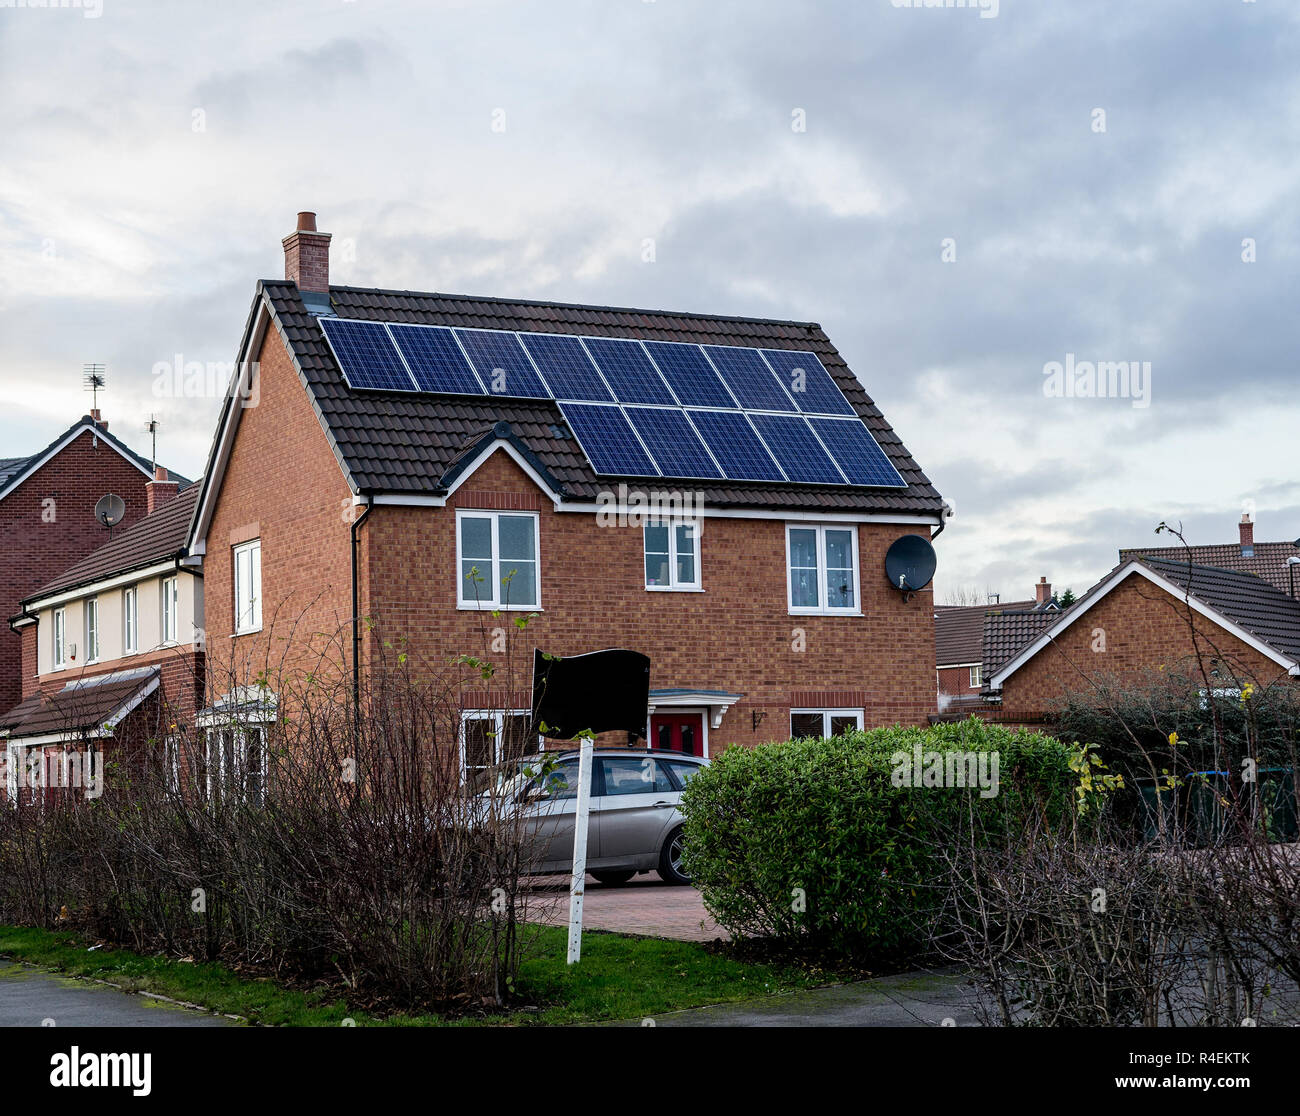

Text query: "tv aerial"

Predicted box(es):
[95, 493, 126, 540]
[884, 535, 937, 602]
[83, 363, 107, 409]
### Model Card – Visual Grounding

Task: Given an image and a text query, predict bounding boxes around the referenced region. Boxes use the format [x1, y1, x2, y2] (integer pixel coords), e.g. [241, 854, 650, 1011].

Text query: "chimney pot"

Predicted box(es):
[89, 409, 108, 431]
[297, 211, 317, 232]
[145, 467, 179, 515]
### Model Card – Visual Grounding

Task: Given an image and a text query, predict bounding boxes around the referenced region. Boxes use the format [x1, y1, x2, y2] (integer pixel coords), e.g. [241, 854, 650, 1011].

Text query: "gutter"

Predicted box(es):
[350, 492, 373, 722]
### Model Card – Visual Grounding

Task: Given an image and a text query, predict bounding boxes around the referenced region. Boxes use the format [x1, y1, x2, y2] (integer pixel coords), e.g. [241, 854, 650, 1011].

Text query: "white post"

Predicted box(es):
[566, 737, 594, 965]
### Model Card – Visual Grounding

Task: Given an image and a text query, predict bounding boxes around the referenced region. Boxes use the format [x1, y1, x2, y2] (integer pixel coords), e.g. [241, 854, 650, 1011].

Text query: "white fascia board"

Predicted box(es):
[25, 561, 180, 612]
[989, 561, 1300, 689]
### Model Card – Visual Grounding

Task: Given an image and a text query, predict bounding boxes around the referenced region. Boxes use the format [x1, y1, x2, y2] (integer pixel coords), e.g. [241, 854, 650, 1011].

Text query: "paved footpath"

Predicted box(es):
[624, 969, 982, 1027]
[0, 962, 236, 1027]
[524, 874, 726, 942]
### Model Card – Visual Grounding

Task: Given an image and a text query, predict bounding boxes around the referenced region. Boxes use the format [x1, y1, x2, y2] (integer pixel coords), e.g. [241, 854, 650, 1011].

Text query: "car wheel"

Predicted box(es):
[657, 826, 691, 885]
[591, 870, 636, 886]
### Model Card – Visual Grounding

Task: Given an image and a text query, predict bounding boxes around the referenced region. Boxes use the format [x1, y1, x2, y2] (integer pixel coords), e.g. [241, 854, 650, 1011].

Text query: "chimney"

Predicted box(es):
[146, 465, 179, 515]
[89, 408, 107, 431]
[282, 211, 332, 293]
[1035, 576, 1052, 606]
[1239, 512, 1255, 556]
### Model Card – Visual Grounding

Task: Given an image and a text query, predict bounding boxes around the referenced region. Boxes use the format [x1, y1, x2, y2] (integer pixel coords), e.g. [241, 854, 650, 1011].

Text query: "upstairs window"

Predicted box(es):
[457, 511, 539, 609]
[644, 520, 701, 590]
[162, 576, 179, 644]
[234, 540, 262, 633]
[53, 607, 67, 669]
[123, 586, 138, 654]
[786, 525, 859, 614]
[85, 597, 100, 663]
[969, 665, 982, 688]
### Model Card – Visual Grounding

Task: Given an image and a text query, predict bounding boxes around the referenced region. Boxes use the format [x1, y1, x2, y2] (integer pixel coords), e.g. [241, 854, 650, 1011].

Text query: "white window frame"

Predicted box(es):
[53, 607, 67, 669]
[455, 510, 541, 611]
[205, 725, 268, 805]
[459, 709, 542, 784]
[785, 524, 861, 616]
[161, 575, 179, 645]
[969, 665, 982, 688]
[790, 708, 865, 738]
[123, 585, 138, 654]
[233, 540, 262, 634]
[84, 596, 100, 663]
[643, 518, 703, 592]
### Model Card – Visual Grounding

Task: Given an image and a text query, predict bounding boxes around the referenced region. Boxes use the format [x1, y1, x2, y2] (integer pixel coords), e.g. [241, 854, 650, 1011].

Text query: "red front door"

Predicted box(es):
[650, 712, 704, 757]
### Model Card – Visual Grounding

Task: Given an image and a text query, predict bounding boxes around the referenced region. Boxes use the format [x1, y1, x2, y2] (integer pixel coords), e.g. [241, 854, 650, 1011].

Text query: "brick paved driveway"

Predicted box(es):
[523, 874, 726, 942]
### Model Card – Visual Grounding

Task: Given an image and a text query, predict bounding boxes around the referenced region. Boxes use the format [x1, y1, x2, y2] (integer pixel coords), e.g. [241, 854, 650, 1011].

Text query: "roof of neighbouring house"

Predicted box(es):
[982, 607, 1064, 678]
[935, 600, 1035, 666]
[21, 485, 200, 606]
[0, 416, 192, 506]
[1120, 540, 1300, 596]
[216, 280, 944, 517]
[0, 667, 160, 741]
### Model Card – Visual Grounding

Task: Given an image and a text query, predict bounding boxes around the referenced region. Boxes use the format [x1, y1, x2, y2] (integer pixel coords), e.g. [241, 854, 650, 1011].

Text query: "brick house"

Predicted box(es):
[0, 413, 184, 715]
[0, 480, 204, 804]
[185, 212, 945, 781]
[984, 558, 1300, 721]
[1121, 511, 1300, 595]
[935, 576, 1055, 704]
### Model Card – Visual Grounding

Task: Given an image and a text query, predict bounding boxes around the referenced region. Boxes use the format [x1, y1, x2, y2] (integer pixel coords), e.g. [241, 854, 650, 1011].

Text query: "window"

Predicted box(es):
[457, 511, 539, 609]
[123, 586, 138, 653]
[161, 576, 179, 644]
[53, 607, 67, 669]
[662, 758, 705, 789]
[790, 709, 864, 739]
[599, 756, 674, 795]
[644, 520, 701, 590]
[84, 597, 100, 663]
[969, 665, 982, 688]
[787, 525, 859, 614]
[233, 540, 262, 633]
[461, 710, 540, 789]
[206, 726, 268, 805]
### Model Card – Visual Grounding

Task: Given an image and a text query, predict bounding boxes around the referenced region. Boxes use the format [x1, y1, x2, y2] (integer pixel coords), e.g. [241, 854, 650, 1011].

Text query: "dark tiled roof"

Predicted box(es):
[983, 608, 1062, 678]
[1143, 558, 1300, 664]
[1120, 541, 1300, 596]
[261, 281, 944, 515]
[0, 416, 192, 504]
[935, 600, 1034, 665]
[0, 667, 158, 740]
[23, 486, 199, 604]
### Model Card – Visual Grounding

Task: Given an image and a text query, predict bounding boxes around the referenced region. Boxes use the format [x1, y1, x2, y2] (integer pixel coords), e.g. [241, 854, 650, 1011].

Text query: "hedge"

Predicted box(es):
[679, 719, 1075, 961]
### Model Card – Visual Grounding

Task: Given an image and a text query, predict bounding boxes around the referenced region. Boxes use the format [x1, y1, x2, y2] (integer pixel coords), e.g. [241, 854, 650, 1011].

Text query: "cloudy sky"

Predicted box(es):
[1, 0, 1296, 600]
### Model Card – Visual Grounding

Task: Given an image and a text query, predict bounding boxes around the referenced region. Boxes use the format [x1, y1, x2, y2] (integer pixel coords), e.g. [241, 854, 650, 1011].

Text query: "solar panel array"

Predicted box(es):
[318, 317, 906, 488]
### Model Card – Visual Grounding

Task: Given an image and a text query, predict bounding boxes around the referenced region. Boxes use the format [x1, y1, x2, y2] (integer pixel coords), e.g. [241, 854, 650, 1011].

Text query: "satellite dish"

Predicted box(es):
[884, 535, 937, 600]
[95, 493, 126, 530]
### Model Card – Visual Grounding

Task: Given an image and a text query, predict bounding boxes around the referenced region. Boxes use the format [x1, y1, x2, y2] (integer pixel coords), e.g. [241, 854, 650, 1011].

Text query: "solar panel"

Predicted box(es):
[643, 342, 735, 408]
[748, 414, 847, 485]
[389, 324, 484, 395]
[581, 337, 677, 405]
[703, 345, 795, 412]
[624, 407, 724, 480]
[558, 403, 660, 477]
[519, 333, 613, 402]
[686, 410, 786, 482]
[453, 329, 551, 399]
[808, 418, 906, 487]
[320, 319, 415, 392]
[761, 350, 856, 416]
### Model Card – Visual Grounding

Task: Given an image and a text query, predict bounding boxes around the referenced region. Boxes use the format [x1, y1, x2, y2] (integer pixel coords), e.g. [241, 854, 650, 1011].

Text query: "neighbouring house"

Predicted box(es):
[184, 211, 945, 784]
[0, 412, 188, 715]
[984, 557, 1300, 722]
[1121, 511, 1300, 596]
[0, 481, 204, 805]
[935, 576, 1055, 706]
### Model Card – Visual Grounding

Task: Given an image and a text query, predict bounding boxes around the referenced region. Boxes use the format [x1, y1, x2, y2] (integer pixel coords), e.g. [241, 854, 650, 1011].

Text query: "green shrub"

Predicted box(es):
[679, 719, 1074, 962]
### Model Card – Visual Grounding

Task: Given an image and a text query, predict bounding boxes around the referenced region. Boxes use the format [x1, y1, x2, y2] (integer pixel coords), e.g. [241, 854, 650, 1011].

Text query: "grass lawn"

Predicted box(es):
[0, 924, 820, 1027]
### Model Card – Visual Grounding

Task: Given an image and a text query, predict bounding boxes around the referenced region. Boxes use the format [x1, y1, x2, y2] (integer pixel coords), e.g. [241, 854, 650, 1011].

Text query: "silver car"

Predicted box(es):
[488, 749, 708, 885]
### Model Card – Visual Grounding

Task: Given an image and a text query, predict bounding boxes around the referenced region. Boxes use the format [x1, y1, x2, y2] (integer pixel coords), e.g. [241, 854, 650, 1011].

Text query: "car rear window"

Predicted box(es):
[663, 759, 704, 789]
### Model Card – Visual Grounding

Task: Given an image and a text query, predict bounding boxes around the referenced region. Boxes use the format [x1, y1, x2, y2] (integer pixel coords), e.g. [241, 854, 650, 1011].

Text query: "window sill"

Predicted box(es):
[231, 627, 262, 638]
[456, 603, 542, 612]
[645, 586, 704, 593]
[788, 609, 863, 618]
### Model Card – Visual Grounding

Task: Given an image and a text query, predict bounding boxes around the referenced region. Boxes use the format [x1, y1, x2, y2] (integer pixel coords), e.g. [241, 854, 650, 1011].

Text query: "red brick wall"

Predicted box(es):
[202, 322, 355, 692]
[0, 428, 152, 712]
[937, 664, 979, 696]
[18, 624, 37, 699]
[996, 572, 1292, 717]
[360, 449, 938, 750]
